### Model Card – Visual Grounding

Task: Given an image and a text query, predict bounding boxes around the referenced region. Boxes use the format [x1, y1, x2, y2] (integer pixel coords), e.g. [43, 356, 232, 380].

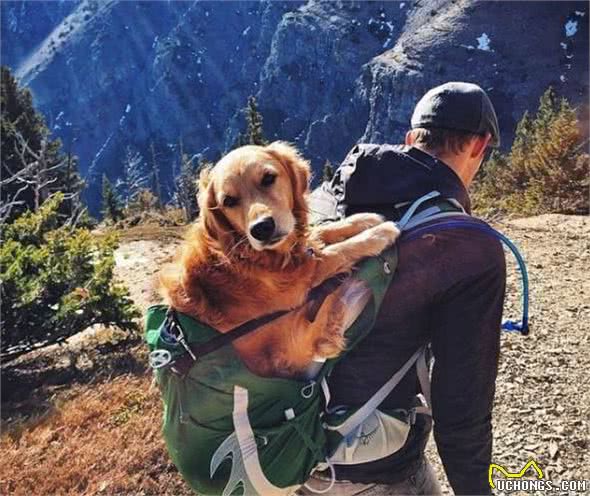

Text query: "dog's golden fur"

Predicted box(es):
[160, 142, 399, 377]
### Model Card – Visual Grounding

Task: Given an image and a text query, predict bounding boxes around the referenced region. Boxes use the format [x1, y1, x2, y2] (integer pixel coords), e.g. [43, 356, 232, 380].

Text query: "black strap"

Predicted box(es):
[169, 274, 348, 375]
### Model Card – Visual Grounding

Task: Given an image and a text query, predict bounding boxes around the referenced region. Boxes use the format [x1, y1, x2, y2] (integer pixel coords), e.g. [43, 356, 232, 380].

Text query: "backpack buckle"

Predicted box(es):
[165, 309, 197, 362]
[149, 349, 173, 369]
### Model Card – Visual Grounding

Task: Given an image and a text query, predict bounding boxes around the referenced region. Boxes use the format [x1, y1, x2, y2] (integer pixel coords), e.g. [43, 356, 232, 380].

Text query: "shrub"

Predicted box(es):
[0, 194, 140, 361]
[473, 88, 589, 216]
[126, 188, 159, 216]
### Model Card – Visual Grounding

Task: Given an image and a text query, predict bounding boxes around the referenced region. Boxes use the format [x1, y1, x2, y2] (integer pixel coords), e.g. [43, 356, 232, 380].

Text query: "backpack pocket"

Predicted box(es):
[325, 408, 411, 465]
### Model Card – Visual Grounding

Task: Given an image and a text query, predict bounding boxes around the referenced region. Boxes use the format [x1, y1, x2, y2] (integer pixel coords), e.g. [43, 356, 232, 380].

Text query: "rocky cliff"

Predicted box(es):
[2, 0, 588, 213]
[357, 0, 590, 145]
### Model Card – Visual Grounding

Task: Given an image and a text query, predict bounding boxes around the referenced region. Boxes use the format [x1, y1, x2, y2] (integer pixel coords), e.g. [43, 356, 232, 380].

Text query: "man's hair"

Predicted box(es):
[409, 127, 480, 156]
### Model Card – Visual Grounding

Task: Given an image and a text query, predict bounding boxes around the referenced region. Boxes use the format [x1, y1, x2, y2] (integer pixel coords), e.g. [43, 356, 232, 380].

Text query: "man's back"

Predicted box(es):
[312, 81, 505, 495]
[329, 221, 506, 494]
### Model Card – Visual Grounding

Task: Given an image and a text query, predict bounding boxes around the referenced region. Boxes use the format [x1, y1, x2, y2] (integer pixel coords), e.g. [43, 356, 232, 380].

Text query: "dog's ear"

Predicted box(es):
[198, 173, 234, 252]
[197, 165, 213, 210]
[265, 141, 311, 199]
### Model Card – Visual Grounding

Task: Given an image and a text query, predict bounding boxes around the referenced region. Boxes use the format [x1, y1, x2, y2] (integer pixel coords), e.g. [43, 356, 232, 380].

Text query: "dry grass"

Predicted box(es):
[0, 374, 193, 496]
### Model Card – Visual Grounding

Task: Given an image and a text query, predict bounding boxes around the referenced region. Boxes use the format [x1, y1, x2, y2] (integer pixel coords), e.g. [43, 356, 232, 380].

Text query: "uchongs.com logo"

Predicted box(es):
[489, 460, 588, 493]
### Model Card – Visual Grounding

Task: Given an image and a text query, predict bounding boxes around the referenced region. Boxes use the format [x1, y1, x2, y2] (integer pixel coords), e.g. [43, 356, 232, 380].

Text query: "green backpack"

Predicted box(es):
[145, 245, 432, 495]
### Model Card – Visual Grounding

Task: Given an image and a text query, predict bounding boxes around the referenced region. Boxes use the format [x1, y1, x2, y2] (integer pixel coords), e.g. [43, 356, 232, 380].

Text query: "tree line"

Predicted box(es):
[472, 87, 588, 215]
[100, 95, 271, 224]
[1, 66, 138, 360]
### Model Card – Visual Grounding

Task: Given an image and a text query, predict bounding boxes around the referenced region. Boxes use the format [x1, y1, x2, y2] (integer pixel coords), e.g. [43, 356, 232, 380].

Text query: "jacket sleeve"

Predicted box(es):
[430, 238, 506, 495]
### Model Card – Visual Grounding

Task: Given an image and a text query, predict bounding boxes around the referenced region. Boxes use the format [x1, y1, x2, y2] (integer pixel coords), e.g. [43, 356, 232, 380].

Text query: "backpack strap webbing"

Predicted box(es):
[163, 273, 348, 376]
[397, 191, 530, 335]
[324, 347, 428, 437]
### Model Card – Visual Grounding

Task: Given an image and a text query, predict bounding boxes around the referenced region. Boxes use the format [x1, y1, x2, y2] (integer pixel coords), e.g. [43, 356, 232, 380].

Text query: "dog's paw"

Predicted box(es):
[373, 221, 401, 248]
[347, 212, 386, 229]
[314, 335, 346, 359]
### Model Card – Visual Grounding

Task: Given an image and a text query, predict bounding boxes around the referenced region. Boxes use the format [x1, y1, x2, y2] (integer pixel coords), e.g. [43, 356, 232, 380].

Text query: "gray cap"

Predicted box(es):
[411, 82, 500, 147]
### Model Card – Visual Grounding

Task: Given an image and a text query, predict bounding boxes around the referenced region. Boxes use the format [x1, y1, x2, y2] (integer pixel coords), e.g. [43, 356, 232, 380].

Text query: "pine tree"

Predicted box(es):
[245, 96, 268, 146]
[149, 140, 163, 210]
[1, 66, 84, 222]
[1, 193, 139, 361]
[472, 87, 589, 215]
[101, 174, 123, 222]
[58, 149, 86, 219]
[175, 152, 199, 223]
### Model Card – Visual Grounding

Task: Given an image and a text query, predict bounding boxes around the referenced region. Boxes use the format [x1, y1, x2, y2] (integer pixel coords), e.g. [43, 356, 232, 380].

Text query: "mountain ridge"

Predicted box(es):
[2, 0, 588, 213]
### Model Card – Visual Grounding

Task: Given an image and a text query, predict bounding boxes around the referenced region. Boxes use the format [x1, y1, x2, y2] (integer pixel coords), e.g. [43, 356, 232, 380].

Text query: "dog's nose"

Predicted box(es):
[250, 217, 276, 242]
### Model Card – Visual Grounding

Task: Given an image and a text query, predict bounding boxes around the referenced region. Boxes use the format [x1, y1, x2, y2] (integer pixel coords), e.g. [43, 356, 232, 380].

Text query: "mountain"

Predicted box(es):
[2, 0, 588, 214]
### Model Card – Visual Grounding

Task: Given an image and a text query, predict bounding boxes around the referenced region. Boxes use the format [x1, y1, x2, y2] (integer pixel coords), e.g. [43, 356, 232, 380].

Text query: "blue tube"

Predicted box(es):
[403, 219, 530, 335]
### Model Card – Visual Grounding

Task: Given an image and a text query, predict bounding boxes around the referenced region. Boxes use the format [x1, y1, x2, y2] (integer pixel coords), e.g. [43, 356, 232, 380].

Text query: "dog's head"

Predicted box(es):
[198, 141, 311, 257]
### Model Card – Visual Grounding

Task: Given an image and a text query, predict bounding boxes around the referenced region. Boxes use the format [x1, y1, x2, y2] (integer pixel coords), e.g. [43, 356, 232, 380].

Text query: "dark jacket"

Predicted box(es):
[313, 145, 506, 495]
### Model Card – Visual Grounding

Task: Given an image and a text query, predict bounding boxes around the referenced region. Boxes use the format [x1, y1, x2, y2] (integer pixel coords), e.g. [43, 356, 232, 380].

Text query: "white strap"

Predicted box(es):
[396, 190, 470, 231]
[320, 377, 331, 410]
[303, 458, 336, 494]
[447, 198, 466, 212]
[416, 350, 432, 407]
[327, 347, 426, 437]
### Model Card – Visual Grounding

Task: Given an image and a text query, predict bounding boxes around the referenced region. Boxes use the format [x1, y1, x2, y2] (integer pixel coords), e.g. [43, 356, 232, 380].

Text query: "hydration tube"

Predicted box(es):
[402, 219, 530, 336]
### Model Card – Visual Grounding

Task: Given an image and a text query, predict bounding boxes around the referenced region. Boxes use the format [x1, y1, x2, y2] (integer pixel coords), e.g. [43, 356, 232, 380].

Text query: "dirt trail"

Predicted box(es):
[113, 239, 180, 313]
[111, 214, 589, 492]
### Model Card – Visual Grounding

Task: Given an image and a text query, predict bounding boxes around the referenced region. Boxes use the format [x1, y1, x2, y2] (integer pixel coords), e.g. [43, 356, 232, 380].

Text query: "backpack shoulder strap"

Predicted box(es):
[324, 346, 428, 437]
[400, 192, 530, 335]
[396, 190, 468, 231]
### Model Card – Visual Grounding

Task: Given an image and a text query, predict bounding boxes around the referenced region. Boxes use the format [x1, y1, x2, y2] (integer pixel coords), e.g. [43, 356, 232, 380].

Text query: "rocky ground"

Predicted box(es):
[426, 214, 590, 493]
[1, 215, 588, 495]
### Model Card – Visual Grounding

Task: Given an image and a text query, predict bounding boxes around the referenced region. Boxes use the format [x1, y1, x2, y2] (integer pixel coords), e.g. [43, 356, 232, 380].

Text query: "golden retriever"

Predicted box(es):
[160, 142, 399, 377]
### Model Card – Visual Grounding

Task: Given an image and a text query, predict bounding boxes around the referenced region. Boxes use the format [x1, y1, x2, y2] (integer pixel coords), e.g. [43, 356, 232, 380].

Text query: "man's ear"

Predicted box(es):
[265, 141, 311, 198]
[405, 130, 415, 146]
[470, 133, 492, 159]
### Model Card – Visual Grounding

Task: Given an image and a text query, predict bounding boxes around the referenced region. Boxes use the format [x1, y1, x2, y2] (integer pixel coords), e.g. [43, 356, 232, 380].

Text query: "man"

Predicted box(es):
[309, 82, 506, 495]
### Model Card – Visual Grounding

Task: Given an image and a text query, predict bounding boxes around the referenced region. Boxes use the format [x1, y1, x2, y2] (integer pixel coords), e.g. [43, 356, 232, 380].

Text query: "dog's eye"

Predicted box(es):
[223, 195, 239, 208]
[261, 173, 276, 187]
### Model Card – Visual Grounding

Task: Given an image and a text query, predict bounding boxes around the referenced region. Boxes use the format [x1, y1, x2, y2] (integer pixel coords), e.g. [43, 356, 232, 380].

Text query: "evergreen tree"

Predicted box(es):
[1, 66, 84, 222]
[175, 153, 199, 223]
[229, 96, 269, 150]
[101, 174, 123, 222]
[232, 130, 248, 149]
[149, 140, 163, 210]
[245, 96, 268, 146]
[473, 87, 589, 215]
[1, 193, 139, 361]
[322, 160, 335, 182]
[58, 150, 86, 219]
